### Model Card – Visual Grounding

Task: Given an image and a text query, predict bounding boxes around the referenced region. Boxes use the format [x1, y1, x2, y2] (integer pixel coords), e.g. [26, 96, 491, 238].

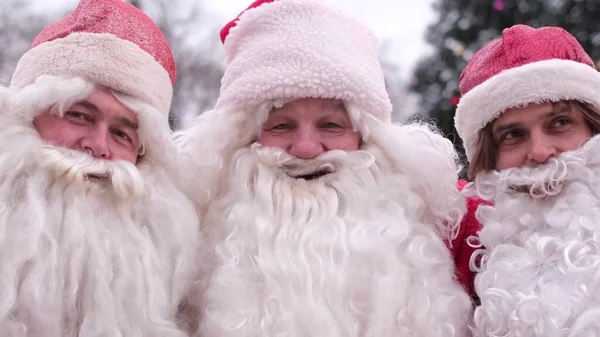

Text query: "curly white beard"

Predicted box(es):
[196, 143, 471, 337]
[468, 134, 600, 337]
[0, 119, 200, 337]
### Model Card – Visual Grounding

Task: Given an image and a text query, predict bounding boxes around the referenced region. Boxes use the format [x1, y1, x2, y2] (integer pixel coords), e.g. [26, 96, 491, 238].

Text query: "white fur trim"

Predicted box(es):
[217, 0, 392, 122]
[455, 59, 600, 162]
[11, 32, 173, 114]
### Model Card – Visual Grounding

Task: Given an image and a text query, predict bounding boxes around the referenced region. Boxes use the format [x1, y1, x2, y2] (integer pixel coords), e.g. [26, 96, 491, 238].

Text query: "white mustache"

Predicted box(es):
[250, 143, 376, 178]
[470, 135, 600, 201]
[35, 145, 144, 200]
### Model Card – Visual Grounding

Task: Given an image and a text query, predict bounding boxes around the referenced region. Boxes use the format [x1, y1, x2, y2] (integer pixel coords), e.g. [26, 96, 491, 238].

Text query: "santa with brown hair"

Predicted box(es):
[455, 25, 600, 336]
[0, 0, 201, 336]
[176, 0, 473, 336]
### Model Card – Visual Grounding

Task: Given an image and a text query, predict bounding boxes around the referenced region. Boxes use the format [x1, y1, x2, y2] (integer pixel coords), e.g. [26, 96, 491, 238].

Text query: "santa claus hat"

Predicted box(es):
[10, 0, 175, 165]
[454, 24, 600, 162]
[216, 0, 392, 125]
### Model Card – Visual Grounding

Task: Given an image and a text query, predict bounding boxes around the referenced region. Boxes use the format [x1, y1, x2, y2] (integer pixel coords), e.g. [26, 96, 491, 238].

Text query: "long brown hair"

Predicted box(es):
[467, 100, 600, 180]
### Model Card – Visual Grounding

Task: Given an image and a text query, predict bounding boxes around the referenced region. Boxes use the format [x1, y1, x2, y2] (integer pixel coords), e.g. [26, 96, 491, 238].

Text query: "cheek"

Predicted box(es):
[326, 131, 361, 151]
[109, 145, 139, 164]
[33, 117, 78, 148]
[495, 147, 527, 171]
[561, 127, 593, 151]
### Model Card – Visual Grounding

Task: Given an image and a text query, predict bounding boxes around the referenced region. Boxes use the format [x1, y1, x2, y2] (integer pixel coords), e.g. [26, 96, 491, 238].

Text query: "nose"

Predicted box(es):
[80, 128, 110, 159]
[287, 127, 325, 159]
[526, 130, 557, 165]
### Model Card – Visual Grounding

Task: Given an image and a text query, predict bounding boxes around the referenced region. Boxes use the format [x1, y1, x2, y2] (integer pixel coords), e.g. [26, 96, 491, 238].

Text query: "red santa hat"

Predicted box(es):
[454, 24, 600, 163]
[216, 0, 392, 124]
[10, 0, 176, 164]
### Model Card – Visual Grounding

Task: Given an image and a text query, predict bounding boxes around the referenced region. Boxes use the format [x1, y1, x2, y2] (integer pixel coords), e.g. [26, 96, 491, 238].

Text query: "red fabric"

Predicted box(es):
[220, 0, 278, 44]
[31, 0, 176, 85]
[448, 179, 488, 297]
[458, 25, 594, 96]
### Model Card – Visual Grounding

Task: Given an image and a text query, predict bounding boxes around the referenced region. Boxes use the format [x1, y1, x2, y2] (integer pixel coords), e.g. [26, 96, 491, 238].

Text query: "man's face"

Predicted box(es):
[257, 98, 361, 160]
[491, 102, 592, 171]
[33, 88, 141, 164]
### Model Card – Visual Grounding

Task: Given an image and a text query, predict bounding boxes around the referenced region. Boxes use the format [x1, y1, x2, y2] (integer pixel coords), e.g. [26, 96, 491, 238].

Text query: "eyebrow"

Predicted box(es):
[492, 105, 572, 135]
[74, 100, 99, 113]
[73, 100, 139, 129]
[116, 116, 139, 130]
[492, 122, 520, 135]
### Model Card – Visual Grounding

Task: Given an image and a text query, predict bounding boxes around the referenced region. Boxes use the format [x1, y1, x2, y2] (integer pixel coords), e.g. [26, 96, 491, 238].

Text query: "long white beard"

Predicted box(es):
[0, 119, 201, 337]
[196, 143, 471, 337]
[468, 134, 600, 337]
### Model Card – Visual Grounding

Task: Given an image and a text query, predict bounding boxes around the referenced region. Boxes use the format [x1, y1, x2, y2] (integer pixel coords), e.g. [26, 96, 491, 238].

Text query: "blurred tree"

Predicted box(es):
[380, 41, 412, 122]
[128, 0, 225, 129]
[411, 0, 600, 172]
[0, 0, 47, 84]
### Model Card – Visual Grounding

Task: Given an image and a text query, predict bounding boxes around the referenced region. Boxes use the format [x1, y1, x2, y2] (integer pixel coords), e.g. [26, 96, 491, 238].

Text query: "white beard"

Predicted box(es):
[0, 118, 201, 337]
[468, 134, 600, 337]
[195, 143, 471, 337]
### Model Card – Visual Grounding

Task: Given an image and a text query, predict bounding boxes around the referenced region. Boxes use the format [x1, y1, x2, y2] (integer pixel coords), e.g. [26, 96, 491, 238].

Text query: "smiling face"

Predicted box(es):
[257, 98, 361, 160]
[491, 102, 592, 170]
[33, 88, 142, 164]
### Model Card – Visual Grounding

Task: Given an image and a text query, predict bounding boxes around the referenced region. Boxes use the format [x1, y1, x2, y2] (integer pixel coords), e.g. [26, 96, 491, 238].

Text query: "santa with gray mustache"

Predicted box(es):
[176, 0, 473, 336]
[0, 0, 201, 336]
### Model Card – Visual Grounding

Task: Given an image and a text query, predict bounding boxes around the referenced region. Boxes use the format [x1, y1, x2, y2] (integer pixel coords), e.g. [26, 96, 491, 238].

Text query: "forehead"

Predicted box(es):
[81, 88, 138, 123]
[270, 98, 347, 117]
[493, 102, 567, 127]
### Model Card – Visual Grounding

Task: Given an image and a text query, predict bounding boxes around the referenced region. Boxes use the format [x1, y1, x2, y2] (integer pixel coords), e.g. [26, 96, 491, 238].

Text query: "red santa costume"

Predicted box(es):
[0, 0, 201, 336]
[454, 180, 488, 298]
[455, 25, 600, 336]
[176, 0, 472, 336]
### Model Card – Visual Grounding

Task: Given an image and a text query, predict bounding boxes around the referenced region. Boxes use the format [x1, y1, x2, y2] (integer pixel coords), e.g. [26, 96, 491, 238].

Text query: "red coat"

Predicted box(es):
[448, 179, 487, 298]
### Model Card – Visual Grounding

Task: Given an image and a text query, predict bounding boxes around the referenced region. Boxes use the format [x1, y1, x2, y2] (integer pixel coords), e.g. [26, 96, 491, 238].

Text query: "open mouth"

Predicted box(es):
[291, 169, 332, 181]
[85, 173, 110, 181]
[509, 181, 565, 198]
[510, 185, 530, 193]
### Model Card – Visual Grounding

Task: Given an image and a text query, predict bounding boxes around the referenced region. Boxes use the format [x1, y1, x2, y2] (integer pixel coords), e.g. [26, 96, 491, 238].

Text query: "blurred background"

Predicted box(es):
[2, 0, 600, 170]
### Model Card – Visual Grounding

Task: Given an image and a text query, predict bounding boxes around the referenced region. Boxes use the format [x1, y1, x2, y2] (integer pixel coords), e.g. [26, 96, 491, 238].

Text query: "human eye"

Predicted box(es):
[265, 122, 294, 133]
[320, 120, 350, 134]
[550, 117, 572, 128]
[503, 131, 517, 140]
[271, 123, 291, 130]
[65, 111, 91, 122]
[112, 129, 133, 143]
[321, 122, 342, 129]
[497, 129, 524, 145]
